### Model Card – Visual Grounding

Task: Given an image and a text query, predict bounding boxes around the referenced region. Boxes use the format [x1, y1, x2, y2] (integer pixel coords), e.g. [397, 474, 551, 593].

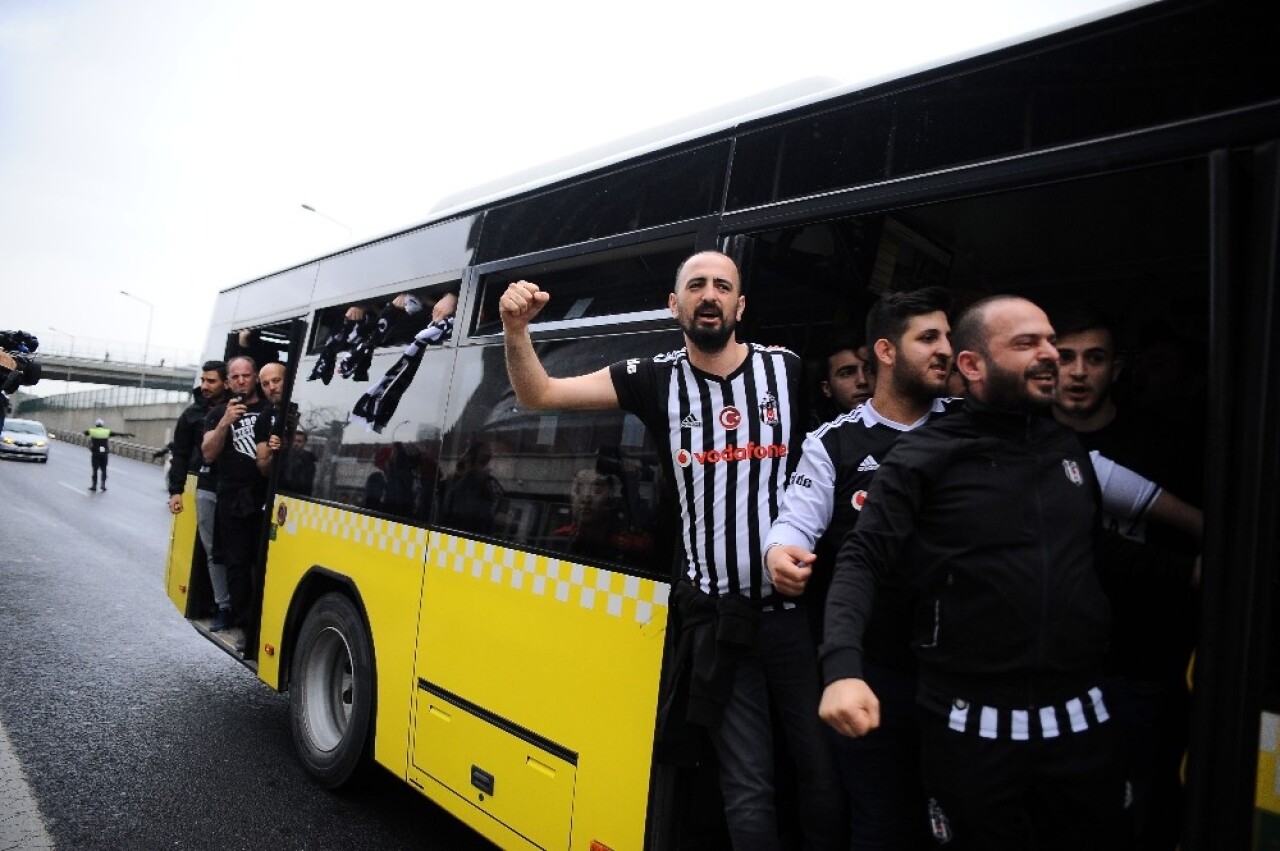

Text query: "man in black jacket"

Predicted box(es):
[167, 361, 230, 626]
[819, 296, 1196, 851]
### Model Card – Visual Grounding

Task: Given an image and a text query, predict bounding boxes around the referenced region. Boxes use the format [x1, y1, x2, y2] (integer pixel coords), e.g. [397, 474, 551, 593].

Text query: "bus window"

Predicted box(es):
[471, 235, 694, 337]
[437, 336, 677, 580]
[308, 282, 459, 357]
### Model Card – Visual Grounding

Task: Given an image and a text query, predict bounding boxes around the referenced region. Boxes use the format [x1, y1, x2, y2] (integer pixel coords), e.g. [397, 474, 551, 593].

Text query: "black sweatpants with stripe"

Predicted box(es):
[917, 711, 1125, 850]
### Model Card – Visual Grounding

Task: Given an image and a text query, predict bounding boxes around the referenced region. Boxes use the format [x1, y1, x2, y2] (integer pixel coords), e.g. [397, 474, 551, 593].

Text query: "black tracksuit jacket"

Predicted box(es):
[820, 397, 1192, 710]
[167, 388, 220, 496]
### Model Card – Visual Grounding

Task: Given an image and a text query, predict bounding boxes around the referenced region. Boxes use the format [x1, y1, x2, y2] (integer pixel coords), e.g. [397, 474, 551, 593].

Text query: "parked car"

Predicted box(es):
[0, 417, 50, 462]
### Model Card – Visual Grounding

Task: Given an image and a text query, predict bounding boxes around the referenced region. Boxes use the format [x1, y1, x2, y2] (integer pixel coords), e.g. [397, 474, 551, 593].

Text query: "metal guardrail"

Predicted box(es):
[53, 431, 167, 465]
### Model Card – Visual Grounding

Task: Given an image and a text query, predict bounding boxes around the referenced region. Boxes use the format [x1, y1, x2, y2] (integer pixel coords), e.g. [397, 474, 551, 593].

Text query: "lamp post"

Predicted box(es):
[118, 291, 154, 390]
[47, 326, 76, 358]
[47, 326, 75, 393]
[301, 204, 353, 240]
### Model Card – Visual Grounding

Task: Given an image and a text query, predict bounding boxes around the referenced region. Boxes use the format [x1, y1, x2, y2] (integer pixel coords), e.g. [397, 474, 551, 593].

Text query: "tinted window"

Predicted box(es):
[437, 334, 680, 580]
[727, 3, 1280, 210]
[472, 237, 693, 337]
[289, 338, 455, 519]
[309, 283, 460, 356]
[476, 142, 728, 263]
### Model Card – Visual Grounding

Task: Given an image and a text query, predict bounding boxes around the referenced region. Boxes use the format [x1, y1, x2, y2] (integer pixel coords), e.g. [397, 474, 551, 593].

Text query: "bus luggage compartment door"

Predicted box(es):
[414, 682, 576, 850]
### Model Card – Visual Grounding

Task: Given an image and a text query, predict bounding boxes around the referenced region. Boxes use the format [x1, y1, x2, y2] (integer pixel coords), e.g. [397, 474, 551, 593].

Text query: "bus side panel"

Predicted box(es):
[164, 475, 202, 617]
[258, 496, 429, 779]
[1258, 712, 1280, 848]
[412, 532, 668, 851]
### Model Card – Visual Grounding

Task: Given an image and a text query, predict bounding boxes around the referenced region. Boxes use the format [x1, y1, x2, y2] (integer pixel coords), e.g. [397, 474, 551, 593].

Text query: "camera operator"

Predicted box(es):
[0, 330, 42, 430]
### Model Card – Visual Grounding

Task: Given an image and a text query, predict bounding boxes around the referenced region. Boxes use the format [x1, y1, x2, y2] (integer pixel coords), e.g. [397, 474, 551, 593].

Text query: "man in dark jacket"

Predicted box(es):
[819, 296, 1196, 851]
[167, 361, 230, 625]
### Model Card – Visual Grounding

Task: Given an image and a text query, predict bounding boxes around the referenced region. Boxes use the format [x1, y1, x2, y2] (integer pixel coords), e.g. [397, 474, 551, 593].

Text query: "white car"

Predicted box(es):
[0, 417, 50, 462]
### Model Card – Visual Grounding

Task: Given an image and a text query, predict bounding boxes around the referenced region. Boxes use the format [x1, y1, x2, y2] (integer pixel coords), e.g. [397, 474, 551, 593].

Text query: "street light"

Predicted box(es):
[118, 291, 154, 390]
[47, 326, 76, 358]
[47, 326, 75, 392]
[301, 203, 352, 240]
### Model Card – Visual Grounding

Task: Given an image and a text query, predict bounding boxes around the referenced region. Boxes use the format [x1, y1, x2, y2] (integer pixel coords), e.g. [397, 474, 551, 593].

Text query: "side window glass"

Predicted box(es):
[438, 335, 679, 580]
[471, 236, 693, 337]
[288, 317, 455, 522]
[307, 283, 459, 358]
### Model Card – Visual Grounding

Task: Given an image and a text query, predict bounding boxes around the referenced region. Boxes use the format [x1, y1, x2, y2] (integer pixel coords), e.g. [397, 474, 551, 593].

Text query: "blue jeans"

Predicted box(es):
[709, 607, 844, 851]
[196, 488, 230, 610]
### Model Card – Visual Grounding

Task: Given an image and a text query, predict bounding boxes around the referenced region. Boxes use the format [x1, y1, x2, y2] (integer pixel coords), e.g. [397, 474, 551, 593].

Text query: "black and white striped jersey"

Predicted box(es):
[610, 344, 802, 601]
[767, 397, 961, 561]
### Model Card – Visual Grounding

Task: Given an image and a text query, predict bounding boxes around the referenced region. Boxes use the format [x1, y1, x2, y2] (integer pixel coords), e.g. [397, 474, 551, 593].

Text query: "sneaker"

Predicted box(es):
[226, 627, 247, 653]
[209, 607, 233, 632]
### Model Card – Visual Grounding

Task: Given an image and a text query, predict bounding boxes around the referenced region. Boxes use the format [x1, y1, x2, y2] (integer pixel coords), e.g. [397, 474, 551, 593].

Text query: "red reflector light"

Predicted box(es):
[264, 644, 276, 656]
[178, 584, 187, 593]
[590, 842, 614, 851]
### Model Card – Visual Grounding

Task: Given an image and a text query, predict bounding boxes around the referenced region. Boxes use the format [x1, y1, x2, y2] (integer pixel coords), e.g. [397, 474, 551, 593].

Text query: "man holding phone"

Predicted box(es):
[200, 356, 270, 646]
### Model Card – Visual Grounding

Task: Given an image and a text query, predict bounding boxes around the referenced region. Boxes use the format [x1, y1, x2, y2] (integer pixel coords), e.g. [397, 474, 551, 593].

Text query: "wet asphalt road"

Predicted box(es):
[0, 442, 494, 850]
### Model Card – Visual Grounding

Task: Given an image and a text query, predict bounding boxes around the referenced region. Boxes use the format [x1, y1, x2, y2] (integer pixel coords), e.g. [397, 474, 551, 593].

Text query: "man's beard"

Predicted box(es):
[984, 358, 1057, 412]
[682, 309, 737, 353]
[894, 357, 949, 405]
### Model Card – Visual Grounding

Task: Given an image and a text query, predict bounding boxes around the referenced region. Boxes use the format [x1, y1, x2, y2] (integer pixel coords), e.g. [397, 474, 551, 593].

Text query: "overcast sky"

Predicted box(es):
[1, 0, 1141, 368]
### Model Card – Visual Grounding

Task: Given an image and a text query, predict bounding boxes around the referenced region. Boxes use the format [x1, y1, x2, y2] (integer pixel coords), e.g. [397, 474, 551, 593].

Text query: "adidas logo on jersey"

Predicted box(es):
[680, 414, 702, 429]
[857, 455, 879, 472]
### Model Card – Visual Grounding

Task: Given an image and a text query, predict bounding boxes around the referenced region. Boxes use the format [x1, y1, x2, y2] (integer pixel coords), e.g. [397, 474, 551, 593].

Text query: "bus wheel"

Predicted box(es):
[290, 592, 374, 788]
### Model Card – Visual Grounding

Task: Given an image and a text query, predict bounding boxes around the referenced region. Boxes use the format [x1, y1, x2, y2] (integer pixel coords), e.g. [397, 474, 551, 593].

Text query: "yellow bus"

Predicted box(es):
[166, 1, 1280, 846]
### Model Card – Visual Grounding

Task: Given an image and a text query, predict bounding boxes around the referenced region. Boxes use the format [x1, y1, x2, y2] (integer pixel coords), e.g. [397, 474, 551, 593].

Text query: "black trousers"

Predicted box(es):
[90, 450, 108, 484]
[918, 710, 1125, 850]
[212, 488, 261, 624]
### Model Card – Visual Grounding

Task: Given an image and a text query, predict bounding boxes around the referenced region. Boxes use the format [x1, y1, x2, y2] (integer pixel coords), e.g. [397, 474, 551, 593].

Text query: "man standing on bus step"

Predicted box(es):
[167, 360, 232, 630]
[766, 286, 955, 851]
[253, 361, 290, 478]
[201, 355, 270, 649]
[501, 251, 843, 851]
[85, 418, 134, 492]
[819, 295, 1198, 851]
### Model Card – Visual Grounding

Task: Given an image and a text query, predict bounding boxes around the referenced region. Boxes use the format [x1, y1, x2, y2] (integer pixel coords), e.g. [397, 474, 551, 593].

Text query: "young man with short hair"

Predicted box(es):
[167, 360, 230, 625]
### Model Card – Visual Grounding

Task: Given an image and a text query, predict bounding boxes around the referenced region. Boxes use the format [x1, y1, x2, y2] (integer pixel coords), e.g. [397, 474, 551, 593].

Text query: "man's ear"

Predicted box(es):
[872, 338, 895, 369]
[956, 350, 984, 383]
[735, 295, 745, 321]
[820, 380, 833, 399]
[668, 292, 678, 319]
[1111, 354, 1124, 382]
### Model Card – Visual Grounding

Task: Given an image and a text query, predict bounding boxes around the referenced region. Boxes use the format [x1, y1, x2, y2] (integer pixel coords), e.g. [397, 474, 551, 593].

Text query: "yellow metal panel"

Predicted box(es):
[416, 692, 576, 850]
[1259, 711, 1280, 816]
[415, 532, 668, 851]
[262, 496, 429, 777]
[164, 476, 201, 615]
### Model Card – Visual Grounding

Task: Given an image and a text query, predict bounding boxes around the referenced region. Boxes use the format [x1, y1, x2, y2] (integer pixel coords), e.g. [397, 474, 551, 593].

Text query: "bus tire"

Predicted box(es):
[290, 591, 374, 789]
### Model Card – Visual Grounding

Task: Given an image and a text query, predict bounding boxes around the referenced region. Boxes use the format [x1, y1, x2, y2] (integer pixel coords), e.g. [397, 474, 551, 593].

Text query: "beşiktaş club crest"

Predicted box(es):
[1062, 458, 1084, 486]
[759, 393, 780, 427]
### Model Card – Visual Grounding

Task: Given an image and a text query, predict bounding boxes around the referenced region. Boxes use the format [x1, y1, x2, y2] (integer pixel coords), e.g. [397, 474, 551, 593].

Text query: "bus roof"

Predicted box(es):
[227, 0, 1156, 293]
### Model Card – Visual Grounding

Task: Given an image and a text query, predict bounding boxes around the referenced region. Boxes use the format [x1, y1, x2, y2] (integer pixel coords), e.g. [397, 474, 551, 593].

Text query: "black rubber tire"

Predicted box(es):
[290, 592, 375, 789]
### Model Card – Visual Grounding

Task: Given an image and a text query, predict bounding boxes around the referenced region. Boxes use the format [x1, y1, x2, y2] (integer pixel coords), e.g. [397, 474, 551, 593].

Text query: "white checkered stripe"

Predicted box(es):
[278, 499, 428, 562]
[433, 534, 669, 626]
[947, 687, 1110, 740]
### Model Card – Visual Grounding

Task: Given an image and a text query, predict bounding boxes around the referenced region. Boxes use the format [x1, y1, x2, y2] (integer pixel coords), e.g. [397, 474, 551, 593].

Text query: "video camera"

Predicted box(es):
[0, 330, 42, 395]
